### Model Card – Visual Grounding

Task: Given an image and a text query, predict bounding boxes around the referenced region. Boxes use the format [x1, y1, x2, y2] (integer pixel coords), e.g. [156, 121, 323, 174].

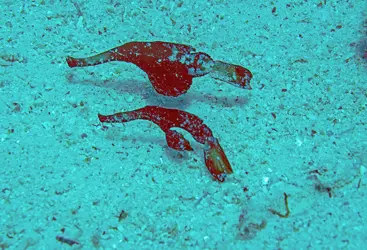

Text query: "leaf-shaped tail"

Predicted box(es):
[204, 138, 233, 182]
[210, 60, 253, 90]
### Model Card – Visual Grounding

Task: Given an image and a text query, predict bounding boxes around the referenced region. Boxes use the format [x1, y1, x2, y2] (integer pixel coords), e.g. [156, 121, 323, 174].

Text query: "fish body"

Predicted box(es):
[98, 105, 233, 182]
[66, 41, 252, 96]
[67, 41, 213, 96]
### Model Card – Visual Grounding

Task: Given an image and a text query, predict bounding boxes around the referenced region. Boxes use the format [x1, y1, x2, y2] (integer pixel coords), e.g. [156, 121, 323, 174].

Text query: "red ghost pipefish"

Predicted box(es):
[66, 41, 252, 96]
[98, 105, 233, 182]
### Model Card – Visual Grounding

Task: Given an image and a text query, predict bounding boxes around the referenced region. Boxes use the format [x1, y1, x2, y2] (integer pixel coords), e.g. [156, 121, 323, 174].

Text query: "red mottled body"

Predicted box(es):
[98, 106, 233, 182]
[66, 41, 252, 96]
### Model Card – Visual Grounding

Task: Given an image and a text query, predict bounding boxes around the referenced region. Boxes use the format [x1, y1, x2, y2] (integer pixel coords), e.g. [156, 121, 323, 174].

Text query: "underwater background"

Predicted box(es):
[1, 0, 366, 249]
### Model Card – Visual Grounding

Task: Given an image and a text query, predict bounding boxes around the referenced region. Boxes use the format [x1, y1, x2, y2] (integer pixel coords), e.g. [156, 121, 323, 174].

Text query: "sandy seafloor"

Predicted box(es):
[1, 0, 366, 249]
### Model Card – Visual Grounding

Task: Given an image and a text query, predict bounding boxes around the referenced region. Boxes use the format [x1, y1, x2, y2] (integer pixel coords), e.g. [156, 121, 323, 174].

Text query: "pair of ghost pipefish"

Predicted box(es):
[66, 41, 253, 182]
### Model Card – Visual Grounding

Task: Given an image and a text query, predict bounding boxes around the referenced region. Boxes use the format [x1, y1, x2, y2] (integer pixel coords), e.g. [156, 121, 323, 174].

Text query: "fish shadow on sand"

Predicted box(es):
[66, 71, 249, 110]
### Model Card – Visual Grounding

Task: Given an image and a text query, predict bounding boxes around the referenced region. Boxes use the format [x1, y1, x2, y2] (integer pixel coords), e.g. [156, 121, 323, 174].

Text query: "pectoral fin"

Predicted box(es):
[165, 129, 193, 151]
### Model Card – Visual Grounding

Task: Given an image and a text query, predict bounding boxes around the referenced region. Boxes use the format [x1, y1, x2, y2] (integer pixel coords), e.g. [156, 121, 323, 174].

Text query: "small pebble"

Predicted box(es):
[326, 130, 334, 136]
[360, 165, 366, 176]
[125, 95, 134, 103]
[76, 16, 84, 28]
